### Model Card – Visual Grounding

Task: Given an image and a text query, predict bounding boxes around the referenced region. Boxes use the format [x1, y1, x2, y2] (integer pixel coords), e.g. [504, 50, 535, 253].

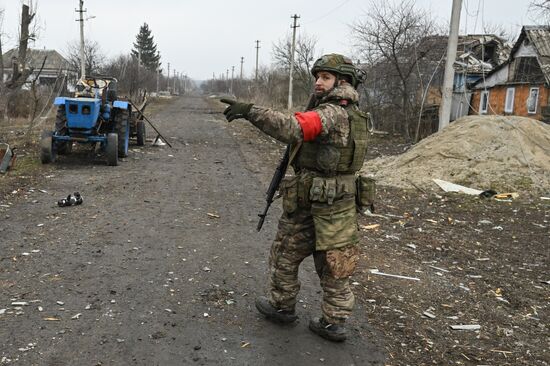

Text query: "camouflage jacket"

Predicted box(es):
[247, 84, 359, 147]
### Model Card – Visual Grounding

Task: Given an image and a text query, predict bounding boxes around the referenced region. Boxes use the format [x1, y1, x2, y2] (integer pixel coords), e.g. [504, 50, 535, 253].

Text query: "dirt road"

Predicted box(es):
[0, 96, 384, 365]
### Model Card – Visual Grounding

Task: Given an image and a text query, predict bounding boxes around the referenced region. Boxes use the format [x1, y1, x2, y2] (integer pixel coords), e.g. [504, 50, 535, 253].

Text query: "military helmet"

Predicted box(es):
[311, 54, 362, 88]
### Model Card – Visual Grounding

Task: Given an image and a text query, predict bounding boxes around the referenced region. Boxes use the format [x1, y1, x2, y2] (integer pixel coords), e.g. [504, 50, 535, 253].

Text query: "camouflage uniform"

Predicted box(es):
[247, 83, 365, 324]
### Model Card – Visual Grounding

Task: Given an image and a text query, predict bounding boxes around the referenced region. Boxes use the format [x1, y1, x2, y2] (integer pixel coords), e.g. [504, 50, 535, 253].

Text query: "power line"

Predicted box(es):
[302, 0, 351, 24]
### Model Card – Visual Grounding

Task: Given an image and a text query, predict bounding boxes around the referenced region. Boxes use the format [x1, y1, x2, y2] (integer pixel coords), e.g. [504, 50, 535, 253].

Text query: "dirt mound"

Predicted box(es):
[362, 115, 550, 193]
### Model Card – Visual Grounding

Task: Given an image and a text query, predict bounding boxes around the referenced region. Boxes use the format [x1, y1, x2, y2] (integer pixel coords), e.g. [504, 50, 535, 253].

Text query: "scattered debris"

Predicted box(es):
[360, 224, 380, 230]
[207, 213, 220, 219]
[369, 269, 420, 281]
[57, 192, 83, 207]
[494, 192, 519, 200]
[432, 179, 483, 196]
[450, 324, 481, 331]
[422, 311, 436, 319]
[428, 265, 449, 273]
[11, 301, 29, 306]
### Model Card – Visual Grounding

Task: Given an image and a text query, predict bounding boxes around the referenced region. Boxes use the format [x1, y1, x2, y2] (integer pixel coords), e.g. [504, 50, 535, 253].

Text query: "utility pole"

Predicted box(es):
[240, 57, 244, 79]
[255, 40, 260, 81]
[173, 69, 176, 94]
[230, 66, 235, 94]
[156, 68, 160, 95]
[167, 62, 170, 93]
[183, 74, 187, 94]
[137, 48, 141, 81]
[76, 0, 86, 79]
[439, 0, 462, 131]
[288, 14, 300, 110]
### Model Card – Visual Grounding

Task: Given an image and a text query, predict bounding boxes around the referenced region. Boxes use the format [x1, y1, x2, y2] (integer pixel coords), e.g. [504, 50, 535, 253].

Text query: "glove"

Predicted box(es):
[220, 98, 253, 122]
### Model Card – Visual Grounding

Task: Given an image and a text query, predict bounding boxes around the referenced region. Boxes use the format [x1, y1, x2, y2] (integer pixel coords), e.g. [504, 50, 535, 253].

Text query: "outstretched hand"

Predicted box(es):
[220, 98, 253, 122]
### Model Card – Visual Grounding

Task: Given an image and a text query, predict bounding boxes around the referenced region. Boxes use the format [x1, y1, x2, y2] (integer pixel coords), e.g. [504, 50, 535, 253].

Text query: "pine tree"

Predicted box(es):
[131, 23, 161, 71]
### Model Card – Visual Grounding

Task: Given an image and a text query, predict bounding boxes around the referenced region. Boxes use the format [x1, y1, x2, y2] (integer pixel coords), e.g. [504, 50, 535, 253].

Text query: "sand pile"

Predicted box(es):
[362, 115, 550, 193]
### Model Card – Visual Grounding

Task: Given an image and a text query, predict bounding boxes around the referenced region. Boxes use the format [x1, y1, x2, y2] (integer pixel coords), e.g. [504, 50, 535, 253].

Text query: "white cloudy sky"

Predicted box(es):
[0, 0, 537, 80]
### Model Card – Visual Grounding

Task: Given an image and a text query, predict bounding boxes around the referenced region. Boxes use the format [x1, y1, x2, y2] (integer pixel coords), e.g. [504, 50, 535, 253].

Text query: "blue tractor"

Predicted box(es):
[40, 76, 143, 166]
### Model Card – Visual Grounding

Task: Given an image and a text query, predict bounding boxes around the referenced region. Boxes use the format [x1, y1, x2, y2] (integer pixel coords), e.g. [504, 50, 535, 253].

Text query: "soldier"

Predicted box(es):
[221, 54, 368, 342]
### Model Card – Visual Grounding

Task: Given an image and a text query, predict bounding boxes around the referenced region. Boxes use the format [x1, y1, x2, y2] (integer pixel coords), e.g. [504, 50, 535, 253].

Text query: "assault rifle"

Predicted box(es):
[256, 94, 317, 231]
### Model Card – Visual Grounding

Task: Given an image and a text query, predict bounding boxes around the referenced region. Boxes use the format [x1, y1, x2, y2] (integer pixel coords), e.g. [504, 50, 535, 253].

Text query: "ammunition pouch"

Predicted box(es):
[280, 176, 299, 214]
[356, 175, 376, 210]
[311, 197, 358, 251]
[308, 174, 356, 205]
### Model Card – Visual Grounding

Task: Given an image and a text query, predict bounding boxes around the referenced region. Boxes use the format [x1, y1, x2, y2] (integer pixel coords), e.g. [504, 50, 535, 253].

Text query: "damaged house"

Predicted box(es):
[362, 33, 509, 138]
[470, 26, 550, 122]
[2, 48, 77, 90]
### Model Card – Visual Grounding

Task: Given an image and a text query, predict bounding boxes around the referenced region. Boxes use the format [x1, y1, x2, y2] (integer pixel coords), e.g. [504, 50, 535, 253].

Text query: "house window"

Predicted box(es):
[527, 87, 539, 114]
[504, 88, 515, 113]
[480, 90, 490, 114]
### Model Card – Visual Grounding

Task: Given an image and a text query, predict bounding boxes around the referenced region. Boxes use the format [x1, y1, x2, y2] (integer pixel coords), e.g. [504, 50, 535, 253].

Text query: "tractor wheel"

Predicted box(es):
[106, 133, 118, 166]
[40, 130, 56, 164]
[55, 105, 72, 155]
[136, 120, 146, 146]
[115, 109, 130, 158]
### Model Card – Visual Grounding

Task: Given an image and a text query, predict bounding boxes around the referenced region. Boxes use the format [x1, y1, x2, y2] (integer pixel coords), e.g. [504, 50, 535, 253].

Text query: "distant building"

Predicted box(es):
[470, 26, 550, 123]
[2, 48, 77, 90]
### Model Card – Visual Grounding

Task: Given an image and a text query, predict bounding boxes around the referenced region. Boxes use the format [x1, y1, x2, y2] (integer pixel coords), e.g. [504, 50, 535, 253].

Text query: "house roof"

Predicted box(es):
[2, 48, 72, 72]
[474, 25, 550, 86]
[414, 34, 510, 74]
[518, 25, 550, 82]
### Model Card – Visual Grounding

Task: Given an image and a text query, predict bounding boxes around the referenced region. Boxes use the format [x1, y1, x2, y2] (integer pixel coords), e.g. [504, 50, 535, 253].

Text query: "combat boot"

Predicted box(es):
[308, 317, 347, 342]
[255, 296, 297, 324]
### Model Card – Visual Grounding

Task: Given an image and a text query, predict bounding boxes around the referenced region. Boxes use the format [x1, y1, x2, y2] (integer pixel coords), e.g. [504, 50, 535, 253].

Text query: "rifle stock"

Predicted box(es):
[256, 94, 316, 231]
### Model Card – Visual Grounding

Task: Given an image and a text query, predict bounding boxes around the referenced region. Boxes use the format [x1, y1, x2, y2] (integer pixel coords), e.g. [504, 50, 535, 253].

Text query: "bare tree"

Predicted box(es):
[4, 3, 36, 89]
[530, 0, 550, 23]
[272, 32, 318, 105]
[0, 9, 5, 84]
[481, 22, 515, 42]
[100, 53, 161, 98]
[351, 0, 438, 139]
[65, 39, 104, 78]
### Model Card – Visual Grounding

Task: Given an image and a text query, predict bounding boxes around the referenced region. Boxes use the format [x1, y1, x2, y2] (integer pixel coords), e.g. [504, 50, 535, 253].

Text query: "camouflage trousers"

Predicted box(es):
[267, 207, 360, 324]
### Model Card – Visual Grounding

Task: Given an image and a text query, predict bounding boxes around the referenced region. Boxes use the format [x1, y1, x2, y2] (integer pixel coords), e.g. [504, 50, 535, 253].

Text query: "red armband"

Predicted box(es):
[294, 111, 322, 141]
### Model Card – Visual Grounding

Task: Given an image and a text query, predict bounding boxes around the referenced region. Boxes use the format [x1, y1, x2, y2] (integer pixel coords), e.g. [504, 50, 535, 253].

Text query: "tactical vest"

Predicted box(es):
[294, 103, 368, 175]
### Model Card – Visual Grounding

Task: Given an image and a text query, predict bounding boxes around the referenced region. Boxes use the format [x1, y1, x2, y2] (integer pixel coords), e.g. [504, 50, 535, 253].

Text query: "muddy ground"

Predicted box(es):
[1, 95, 548, 365]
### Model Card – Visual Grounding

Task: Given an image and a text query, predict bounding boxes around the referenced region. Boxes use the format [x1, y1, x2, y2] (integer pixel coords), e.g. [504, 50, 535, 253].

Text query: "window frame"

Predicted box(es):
[480, 90, 490, 114]
[527, 87, 539, 114]
[504, 87, 515, 113]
